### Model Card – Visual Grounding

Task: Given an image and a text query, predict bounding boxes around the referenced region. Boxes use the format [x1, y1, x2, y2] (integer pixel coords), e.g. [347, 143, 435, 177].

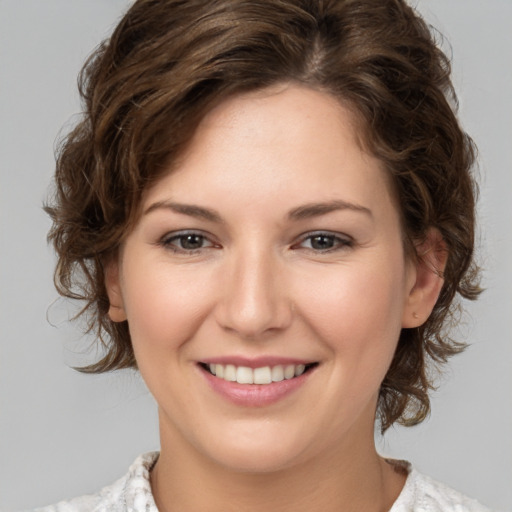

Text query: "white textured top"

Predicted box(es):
[28, 452, 492, 512]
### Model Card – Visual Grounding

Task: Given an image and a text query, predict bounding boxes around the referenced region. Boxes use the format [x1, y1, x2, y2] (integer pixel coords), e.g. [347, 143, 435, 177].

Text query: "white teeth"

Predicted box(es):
[284, 365, 295, 380]
[294, 364, 306, 377]
[205, 363, 312, 385]
[253, 366, 272, 384]
[224, 364, 236, 382]
[271, 365, 284, 382]
[236, 366, 254, 384]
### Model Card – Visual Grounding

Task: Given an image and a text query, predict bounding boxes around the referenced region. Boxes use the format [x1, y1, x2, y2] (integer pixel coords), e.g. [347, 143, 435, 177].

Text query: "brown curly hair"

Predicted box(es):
[46, 0, 481, 431]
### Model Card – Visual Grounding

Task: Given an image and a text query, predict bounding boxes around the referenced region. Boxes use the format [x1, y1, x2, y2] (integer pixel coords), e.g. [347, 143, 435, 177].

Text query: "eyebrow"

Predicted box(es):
[144, 199, 372, 223]
[144, 201, 223, 223]
[287, 200, 373, 220]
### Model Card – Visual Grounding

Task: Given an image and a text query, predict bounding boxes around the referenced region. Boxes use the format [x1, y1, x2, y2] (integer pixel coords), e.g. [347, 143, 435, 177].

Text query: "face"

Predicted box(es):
[107, 85, 426, 473]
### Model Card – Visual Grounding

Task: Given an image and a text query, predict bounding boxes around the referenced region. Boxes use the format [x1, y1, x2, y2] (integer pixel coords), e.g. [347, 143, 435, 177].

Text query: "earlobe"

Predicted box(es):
[104, 259, 127, 323]
[402, 228, 447, 328]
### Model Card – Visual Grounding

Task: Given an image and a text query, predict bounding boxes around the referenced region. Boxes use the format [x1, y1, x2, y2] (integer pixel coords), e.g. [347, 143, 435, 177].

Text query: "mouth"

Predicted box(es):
[199, 362, 318, 385]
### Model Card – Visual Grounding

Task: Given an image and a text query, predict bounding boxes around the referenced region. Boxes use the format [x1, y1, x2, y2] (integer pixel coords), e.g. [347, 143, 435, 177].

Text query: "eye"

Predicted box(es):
[295, 232, 353, 252]
[159, 231, 217, 253]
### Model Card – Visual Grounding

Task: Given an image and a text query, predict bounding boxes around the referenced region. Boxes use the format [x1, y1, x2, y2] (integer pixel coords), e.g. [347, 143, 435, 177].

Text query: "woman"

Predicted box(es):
[32, 0, 491, 510]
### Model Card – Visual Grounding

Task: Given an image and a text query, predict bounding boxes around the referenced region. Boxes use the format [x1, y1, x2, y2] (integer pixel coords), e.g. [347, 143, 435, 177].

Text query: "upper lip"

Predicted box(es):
[199, 356, 317, 368]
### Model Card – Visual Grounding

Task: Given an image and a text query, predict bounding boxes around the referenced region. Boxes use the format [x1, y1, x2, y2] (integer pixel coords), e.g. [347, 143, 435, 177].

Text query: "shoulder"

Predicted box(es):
[391, 465, 493, 512]
[26, 452, 159, 512]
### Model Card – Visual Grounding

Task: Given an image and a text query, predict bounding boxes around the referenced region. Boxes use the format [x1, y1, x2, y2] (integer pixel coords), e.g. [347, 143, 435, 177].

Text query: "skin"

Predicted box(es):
[106, 84, 445, 512]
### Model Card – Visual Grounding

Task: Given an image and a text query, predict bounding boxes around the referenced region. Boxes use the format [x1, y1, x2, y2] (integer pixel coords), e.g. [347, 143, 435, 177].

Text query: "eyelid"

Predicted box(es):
[158, 229, 220, 252]
[156, 229, 352, 254]
[292, 230, 353, 251]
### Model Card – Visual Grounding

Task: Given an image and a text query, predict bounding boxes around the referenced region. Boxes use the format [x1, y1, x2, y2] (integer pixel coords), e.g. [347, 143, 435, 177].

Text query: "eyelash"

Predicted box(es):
[158, 230, 353, 254]
[293, 231, 353, 253]
[159, 231, 217, 254]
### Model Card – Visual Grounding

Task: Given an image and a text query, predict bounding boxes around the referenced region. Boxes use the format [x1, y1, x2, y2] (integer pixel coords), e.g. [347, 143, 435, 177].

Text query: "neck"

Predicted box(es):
[150, 413, 405, 512]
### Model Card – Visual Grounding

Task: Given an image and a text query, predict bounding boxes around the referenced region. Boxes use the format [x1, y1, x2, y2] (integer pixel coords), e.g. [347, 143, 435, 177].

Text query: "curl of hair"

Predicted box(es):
[46, 0, 481, 431]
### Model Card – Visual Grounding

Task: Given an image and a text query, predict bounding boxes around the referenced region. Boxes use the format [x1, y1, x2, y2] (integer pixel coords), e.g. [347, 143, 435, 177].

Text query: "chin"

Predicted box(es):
[195, 423, 314, 474]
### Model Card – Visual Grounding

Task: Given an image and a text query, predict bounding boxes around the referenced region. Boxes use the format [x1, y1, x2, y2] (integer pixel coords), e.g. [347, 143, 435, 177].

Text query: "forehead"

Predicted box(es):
[144, 84, 393, 210]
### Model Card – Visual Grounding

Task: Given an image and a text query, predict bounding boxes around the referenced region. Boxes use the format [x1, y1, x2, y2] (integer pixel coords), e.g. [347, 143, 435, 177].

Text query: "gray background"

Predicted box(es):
[0, 1, 510, 510]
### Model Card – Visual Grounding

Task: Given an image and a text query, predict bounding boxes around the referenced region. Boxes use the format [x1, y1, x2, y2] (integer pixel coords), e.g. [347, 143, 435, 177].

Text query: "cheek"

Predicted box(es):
[294, 259, 406, 363]
[121, 260, 214, 353]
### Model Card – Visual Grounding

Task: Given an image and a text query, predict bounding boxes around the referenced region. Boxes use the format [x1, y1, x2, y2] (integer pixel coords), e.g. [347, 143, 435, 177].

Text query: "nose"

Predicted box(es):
[215, 247, 293, 339]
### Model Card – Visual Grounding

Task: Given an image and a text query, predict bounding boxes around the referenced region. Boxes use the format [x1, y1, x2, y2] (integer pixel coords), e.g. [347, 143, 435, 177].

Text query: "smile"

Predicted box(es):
[201, 363, 316, 385]
[198, 360, 318, 406]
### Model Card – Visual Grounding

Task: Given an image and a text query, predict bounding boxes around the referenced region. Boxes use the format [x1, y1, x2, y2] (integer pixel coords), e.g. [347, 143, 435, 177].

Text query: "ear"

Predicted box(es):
[104, 258, 127, 323]
[402, 228, 447, 328]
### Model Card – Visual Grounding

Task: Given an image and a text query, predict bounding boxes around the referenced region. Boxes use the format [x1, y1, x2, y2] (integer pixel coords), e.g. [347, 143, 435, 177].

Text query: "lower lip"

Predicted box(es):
[200, 366, 315, 407]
